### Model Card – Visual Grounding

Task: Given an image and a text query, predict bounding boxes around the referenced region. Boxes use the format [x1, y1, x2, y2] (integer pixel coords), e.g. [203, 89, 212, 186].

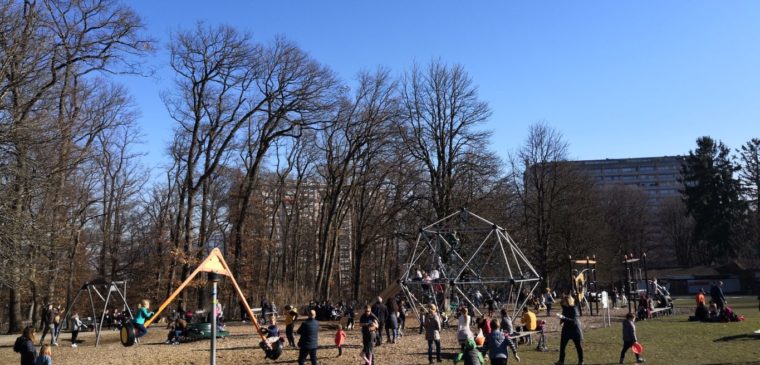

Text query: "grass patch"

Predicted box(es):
[514, 296, 760, 365]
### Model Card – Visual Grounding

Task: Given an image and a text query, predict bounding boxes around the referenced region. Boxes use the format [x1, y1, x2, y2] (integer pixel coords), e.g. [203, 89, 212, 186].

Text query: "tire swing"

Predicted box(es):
[119, 248, 272, 362]
[120, 321, 136, 346]
[259, 339, 283, 359]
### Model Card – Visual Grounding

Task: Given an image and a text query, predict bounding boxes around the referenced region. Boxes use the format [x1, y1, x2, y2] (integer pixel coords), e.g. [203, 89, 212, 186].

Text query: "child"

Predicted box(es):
[454, 338, 484, 365]
[261, 314, 283, 359]
[477, 315, 491, 337]
[34, 344, 52, 365]
[134, 299, 154, 339]
[70, 313, 83, 348]
[166, 317, 187, 345]
[620, 312, 644, 364]
[335, 324, 346, 357]
[266, 314, 280, 339]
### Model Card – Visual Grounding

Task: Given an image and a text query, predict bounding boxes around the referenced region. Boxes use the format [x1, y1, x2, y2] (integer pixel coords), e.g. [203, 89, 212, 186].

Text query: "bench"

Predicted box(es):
[650, 307, 672, 318]
[510, 330, 539, 345]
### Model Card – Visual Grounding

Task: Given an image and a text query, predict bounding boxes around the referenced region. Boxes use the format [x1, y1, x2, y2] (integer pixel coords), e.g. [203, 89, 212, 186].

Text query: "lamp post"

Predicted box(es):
[209, 272, 221, 365]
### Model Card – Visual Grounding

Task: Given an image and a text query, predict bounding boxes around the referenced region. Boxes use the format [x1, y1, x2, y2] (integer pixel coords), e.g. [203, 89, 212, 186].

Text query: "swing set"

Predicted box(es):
[119, 248, 279, 361]
[62, 279, 132, 347]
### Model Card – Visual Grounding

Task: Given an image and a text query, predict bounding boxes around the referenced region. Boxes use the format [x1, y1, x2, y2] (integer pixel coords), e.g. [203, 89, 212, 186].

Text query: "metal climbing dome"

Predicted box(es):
[399, 209, 541, 323]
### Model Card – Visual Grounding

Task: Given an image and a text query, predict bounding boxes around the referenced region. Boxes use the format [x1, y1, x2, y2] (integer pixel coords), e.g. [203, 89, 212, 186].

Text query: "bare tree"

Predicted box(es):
[312, 69, 396, 299]
[509, 122, 574, 288]
[228, 36, 338, 295]
[657, 197, 695, 266]
[0, 0, 150, 333]
[399, 60, 493, 219]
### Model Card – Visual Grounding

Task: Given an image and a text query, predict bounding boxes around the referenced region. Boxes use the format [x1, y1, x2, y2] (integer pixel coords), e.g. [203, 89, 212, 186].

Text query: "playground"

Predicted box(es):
[1, 296, 757, 364]
[5, 211, 760, 364]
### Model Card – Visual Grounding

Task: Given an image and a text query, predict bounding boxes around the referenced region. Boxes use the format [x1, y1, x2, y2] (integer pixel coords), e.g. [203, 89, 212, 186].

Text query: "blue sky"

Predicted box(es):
[120, 1, 760, 172]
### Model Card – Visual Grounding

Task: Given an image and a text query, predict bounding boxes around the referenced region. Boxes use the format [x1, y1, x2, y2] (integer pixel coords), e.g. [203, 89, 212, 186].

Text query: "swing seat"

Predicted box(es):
[120, 321, 136, 347]
[260, 340, 283, 359]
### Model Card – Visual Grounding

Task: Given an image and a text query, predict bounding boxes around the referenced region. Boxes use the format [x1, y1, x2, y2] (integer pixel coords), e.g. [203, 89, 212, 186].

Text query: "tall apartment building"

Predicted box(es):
[571, 156, 684, 205]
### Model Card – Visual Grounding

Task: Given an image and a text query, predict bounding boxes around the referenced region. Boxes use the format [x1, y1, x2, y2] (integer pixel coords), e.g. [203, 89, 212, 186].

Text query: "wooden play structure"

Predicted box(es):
[120, 248, 275, 362]
[623, 252, 649, 315]
[570, 255, 599, 316]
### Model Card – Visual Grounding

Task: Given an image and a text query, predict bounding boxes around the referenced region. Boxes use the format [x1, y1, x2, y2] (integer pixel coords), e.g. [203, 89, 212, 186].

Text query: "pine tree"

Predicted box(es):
[680, 137, 745, 264]
[737, 138, 760, 257]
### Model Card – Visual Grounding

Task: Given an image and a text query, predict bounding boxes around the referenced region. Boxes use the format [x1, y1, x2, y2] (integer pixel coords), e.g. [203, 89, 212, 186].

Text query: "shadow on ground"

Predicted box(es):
[713, 333, 760, 342]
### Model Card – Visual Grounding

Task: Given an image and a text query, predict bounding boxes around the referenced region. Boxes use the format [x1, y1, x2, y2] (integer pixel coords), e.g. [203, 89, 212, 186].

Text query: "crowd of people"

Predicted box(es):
[17, 279, 760, 365]
[9, 291, 583, 365]
[691, 281, 744, 323]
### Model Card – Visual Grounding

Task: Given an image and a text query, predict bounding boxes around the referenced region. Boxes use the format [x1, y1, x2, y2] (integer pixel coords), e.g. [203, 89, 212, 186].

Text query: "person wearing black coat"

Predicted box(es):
[386, 297, 399, 343]
[556, 295, 584, 365]
[372, 297, 389, 346]
[14, 326, 37, 365]
[296, 310, 319, 365]
[710, 282, 726, 311]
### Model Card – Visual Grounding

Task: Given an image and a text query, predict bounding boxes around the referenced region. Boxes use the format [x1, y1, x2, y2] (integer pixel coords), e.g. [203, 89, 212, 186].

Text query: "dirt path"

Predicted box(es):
[0, 308, 636, 365]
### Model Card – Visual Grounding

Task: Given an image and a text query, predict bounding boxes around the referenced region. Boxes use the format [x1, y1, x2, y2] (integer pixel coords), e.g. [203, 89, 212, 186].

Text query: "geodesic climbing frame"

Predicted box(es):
[399, 209, 541, 323]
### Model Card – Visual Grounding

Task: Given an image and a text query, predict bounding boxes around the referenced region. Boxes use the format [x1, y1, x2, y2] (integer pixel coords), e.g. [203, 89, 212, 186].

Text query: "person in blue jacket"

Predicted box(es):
[296, 309, 319, 365]
[14, 326, 38, 365]
[134, 299, 154, 339]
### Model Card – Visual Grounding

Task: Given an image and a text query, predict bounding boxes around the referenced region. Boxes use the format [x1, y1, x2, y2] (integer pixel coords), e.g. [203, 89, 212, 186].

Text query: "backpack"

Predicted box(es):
[13, 336, 27, 353]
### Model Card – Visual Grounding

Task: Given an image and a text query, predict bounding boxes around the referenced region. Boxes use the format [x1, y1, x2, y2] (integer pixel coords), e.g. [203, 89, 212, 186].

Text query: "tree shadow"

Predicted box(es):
[713, 333, 760, 342]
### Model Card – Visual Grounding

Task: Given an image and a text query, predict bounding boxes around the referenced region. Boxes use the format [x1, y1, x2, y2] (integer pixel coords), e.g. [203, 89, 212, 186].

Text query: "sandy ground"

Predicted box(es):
[0, 307, 639, 365]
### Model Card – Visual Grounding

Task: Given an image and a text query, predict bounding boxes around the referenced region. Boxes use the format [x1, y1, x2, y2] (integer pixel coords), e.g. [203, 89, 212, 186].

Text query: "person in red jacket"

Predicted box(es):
[335, 324, 346, 357]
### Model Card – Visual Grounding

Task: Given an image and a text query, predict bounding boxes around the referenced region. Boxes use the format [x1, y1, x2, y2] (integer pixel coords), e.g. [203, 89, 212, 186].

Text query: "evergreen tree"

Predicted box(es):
[737, 138, 760, 256]
[680, 137, 745, 264]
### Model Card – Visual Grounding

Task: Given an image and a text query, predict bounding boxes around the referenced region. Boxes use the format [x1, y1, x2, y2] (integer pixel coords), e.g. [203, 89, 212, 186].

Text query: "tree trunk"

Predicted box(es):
[8, 286, 22, 333]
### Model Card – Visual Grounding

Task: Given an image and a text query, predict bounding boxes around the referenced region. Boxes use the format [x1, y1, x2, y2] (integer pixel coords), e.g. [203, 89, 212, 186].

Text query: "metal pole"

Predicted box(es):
[209, 272, 220, 365]
[643, 253, 649, 297]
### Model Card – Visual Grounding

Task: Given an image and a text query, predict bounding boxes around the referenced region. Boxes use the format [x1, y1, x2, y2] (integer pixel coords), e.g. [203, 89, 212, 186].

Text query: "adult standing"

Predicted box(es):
[39, 304, 55, 346]
[296, 310, 319, 365]
[284, 305, 299, 348]
[544, 288, 555, 316]
[70, 313, 83, 348]
[398, 299, 407, 335]
[710, 281, 726, 311]
[424, 304, 442, 364]
[372, 296, 388, 346]
[360, 305, 379, 365]
[261, 297, 272, 323]
[386, 297, 399, 344]
[14, 326, 37, 365]
[486, 321, 519, 365]
[556, 295, 584, 365]
[457, 307, 473, 346]
[500, 308, 515, 336]
[52, 305, 62, 345]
